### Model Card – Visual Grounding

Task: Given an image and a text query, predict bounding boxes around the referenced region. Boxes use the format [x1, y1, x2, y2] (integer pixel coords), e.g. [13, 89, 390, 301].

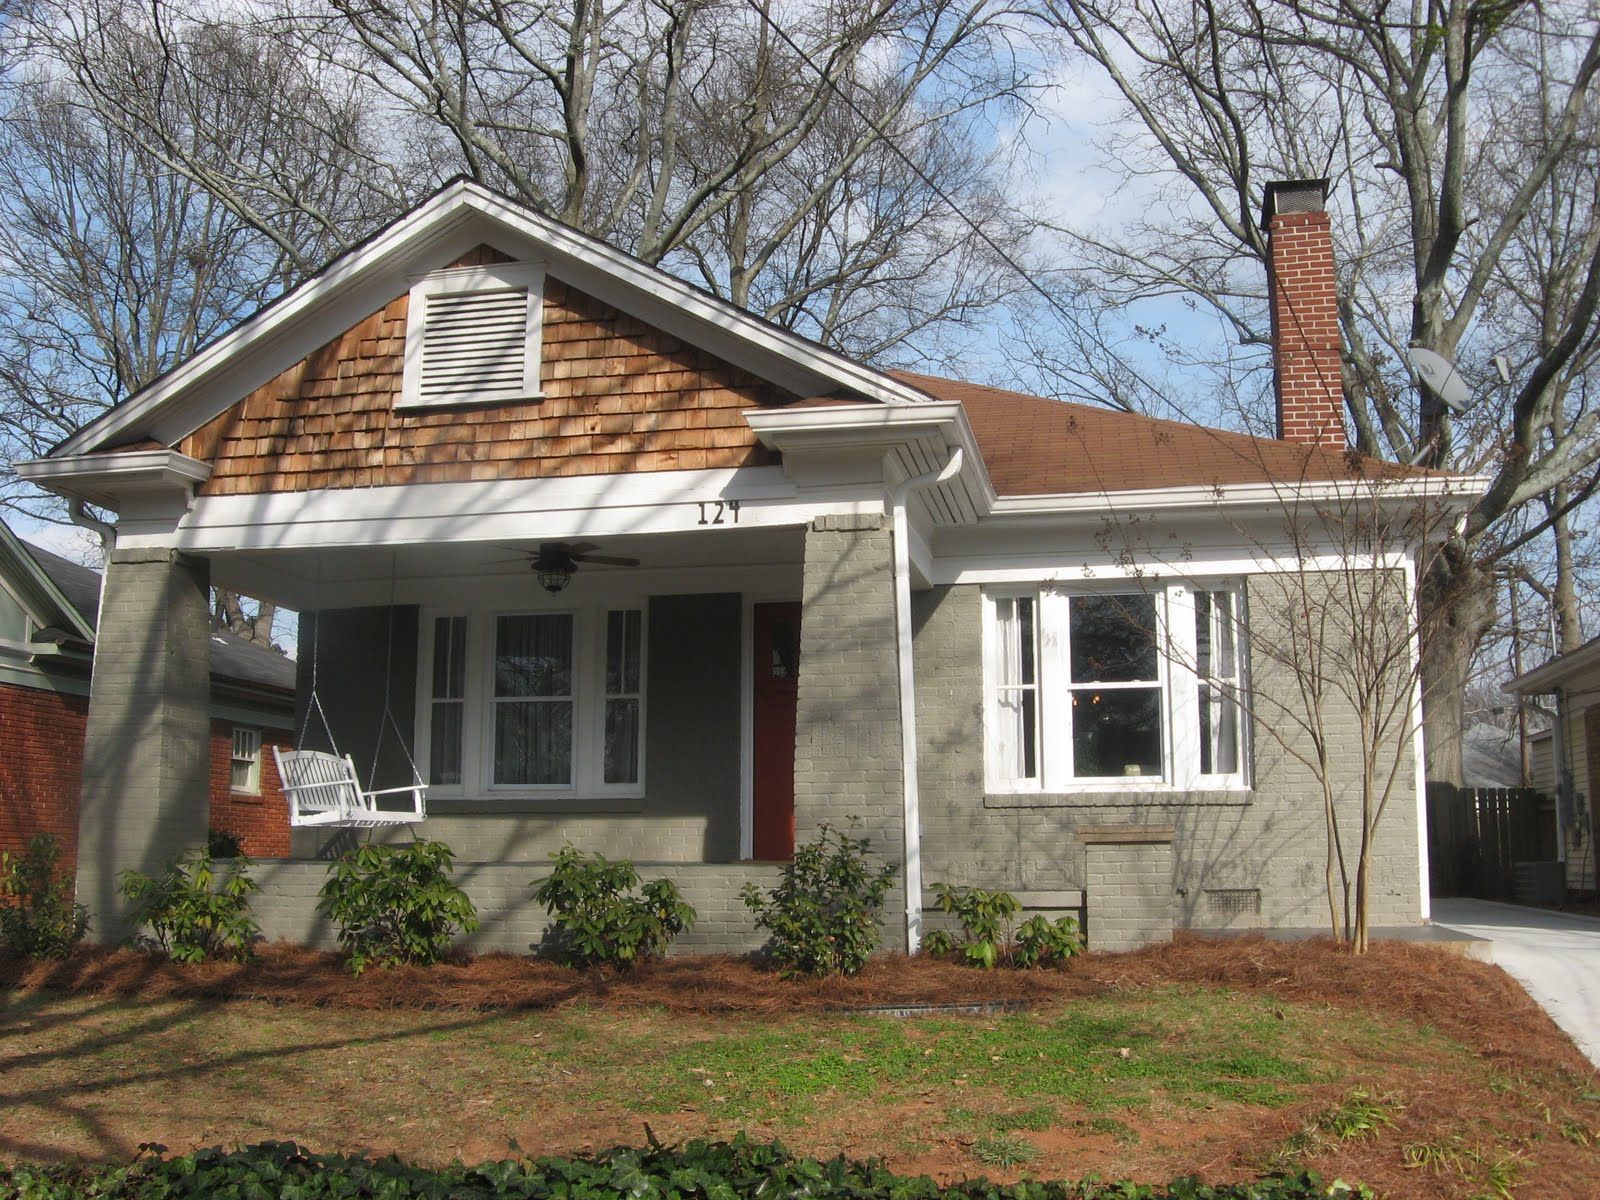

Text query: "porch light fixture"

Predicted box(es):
[537, 560, 576, 594]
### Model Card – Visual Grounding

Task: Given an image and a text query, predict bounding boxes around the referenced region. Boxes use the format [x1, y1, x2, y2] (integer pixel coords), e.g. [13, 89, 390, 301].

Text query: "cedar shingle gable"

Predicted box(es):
[179, 270, 791, 495]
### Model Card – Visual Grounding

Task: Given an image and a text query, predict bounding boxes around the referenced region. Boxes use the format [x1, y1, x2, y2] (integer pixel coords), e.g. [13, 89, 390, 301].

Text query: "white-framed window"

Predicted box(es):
[417, 604, 647, 799]
[982, 584, 1248, 793]
[398, 262, 544, 409]
[230, 726, 262, 794]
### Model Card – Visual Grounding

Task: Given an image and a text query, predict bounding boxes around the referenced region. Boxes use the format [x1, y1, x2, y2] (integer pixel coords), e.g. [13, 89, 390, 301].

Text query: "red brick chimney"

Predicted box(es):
[1262, 179, 1346, 448]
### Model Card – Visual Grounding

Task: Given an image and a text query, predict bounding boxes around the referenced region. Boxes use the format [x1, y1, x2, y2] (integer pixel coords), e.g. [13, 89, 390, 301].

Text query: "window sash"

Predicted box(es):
[492, 613, 575, 787]
[230, 727, 261, 793]
[429, 616, 467, 786]
[989, 594, 1040, 785]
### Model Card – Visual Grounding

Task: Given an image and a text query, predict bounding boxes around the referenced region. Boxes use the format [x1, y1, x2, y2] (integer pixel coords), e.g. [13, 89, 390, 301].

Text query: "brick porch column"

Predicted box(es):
[793, 514, 907, 950]
[76, 548, 212, 940]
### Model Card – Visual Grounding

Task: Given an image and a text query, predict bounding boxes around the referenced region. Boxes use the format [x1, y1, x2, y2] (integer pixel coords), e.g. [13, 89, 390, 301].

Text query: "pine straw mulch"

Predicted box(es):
[2, 933, 1592, 1079]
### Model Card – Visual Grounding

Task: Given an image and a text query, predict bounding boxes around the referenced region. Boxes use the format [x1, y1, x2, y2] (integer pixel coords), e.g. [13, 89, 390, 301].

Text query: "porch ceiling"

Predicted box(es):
[211, 523, 807, 609]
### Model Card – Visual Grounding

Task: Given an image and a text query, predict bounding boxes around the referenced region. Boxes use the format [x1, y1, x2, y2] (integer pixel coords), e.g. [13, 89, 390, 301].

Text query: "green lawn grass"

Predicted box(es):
[2, 981, 1586, 1198]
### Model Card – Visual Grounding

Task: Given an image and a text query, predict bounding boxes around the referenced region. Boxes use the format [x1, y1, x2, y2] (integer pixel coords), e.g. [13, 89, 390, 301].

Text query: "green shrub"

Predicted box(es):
[931, 883, 1021, 968]
[532, 846, 695, 968]
[118, 847, 259, 963]
[0, 834, 88, 959]
[925, 884, 1081, 968]
[318, 838, 479, 973]
[1014, 913, 1082, 967]
[0, 1135, 1373, 1199]
[741, 822, 897, 977]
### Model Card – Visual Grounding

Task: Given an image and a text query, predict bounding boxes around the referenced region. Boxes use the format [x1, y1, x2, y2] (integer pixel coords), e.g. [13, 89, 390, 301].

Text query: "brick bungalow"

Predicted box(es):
[0, 519, 296, 873]
[17, 178, 1484, 952]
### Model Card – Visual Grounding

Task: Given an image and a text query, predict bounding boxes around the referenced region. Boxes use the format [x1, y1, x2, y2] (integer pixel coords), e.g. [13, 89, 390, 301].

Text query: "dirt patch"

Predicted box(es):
[3, 934, 1590, 1077]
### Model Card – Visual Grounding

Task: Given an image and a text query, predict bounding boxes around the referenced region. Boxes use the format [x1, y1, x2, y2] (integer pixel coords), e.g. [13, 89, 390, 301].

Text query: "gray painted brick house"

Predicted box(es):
[19, 178, 1484, 954]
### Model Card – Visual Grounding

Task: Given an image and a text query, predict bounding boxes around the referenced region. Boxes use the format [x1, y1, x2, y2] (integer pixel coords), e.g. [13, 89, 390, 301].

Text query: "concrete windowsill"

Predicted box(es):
[425, 797, 647, 816]
[982, 790, 1251, 810]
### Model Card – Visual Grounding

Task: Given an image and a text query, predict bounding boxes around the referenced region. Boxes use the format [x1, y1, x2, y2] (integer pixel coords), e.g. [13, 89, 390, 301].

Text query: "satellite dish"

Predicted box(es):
[1405, 346, 1471, 413]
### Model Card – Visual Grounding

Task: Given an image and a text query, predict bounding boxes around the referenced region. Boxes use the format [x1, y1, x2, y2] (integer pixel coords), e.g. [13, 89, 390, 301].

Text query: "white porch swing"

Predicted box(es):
[273, 562, 427, 828]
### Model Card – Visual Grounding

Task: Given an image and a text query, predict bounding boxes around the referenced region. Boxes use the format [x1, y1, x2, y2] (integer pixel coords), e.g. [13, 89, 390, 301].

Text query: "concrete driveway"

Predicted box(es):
[1431, 897, 1600, 1068]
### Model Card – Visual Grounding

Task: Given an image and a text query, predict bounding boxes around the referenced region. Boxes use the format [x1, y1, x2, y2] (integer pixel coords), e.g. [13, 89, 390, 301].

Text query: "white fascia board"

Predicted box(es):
[113, 465, 884, 552]
[934, 550, 1409, 587]
[986, 474, 1492, 520]
[1505, 635, 1600, 696]
[16, 449, 213, 510]
[50, 181, 932, 458]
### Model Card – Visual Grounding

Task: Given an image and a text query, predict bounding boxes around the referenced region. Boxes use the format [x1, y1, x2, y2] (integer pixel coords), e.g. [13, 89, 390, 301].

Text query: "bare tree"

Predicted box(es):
[1034, 0, 1600, 783]
[1098, 455, 1471, 952]
[0, 22, 354, 643]
[21, 0, 1040, 364]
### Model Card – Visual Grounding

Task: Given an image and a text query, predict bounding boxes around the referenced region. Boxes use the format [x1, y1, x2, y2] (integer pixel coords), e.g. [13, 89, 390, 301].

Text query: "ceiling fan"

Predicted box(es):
[507, 541, 641, 593]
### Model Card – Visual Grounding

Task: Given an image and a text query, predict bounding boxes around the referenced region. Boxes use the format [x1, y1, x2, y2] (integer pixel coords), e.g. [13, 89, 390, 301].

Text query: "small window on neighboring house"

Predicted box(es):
[399, 263, 543, 409]
[230, 727, 262, 794]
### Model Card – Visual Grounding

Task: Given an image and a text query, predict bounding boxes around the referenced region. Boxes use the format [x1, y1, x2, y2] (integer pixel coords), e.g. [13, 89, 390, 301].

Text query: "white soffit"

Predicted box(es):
[52, 181, 934, 458]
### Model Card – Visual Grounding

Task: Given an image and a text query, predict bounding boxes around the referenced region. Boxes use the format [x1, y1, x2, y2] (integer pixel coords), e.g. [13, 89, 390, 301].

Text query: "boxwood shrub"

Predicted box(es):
[0, 1135, 1371, 1199]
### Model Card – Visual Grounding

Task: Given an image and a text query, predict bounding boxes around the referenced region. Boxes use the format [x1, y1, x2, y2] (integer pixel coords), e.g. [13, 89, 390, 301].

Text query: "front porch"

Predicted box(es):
[74, 494, 919, 953]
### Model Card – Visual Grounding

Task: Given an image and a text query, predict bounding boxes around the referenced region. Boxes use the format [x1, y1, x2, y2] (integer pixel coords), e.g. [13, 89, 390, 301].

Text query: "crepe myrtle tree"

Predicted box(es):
[1033, 0, 1600, 784]
[1089, 451, 1477, 952]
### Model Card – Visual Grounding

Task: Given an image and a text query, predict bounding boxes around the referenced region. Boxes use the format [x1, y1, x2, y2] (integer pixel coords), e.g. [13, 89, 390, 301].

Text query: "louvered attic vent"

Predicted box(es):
[399, 262, 543, 409]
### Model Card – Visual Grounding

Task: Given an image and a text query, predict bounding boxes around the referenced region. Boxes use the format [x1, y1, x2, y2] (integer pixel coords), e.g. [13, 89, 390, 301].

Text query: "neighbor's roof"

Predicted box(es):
[1506, 633, 1600, 696]
[23, 541, 296, 695]
[892, 371, 1440, 497]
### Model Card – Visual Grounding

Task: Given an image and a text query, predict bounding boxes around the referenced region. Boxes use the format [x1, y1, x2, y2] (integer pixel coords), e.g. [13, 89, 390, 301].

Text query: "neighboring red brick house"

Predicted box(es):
[0, 519, 295, 868]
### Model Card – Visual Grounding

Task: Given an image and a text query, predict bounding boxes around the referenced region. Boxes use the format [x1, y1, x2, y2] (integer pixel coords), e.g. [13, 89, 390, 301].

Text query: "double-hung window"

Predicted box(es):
[230, 727, 262, 793]
[419, 605, 646, 799]
[984, 585, 1247, 792]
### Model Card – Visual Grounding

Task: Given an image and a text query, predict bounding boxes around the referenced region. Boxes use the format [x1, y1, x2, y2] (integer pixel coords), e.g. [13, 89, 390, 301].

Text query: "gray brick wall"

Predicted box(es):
[249, 858, 783, 954]
[794, 515, 908, 949]
[77, 549, 213, 940]
[911, 573, 1424, 943]
[1082, 836, 1174, 952]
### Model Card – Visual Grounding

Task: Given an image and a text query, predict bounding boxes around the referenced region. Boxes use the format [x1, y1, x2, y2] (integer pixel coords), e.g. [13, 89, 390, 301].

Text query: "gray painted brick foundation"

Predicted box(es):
[1081, 830, 1175, 951]
[249, 859, 783, 954]
[77, 549, 212, 940]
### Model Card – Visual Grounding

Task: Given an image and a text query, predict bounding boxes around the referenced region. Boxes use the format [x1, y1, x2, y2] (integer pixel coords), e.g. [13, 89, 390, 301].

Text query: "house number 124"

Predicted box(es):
[696, 499, 741, 525]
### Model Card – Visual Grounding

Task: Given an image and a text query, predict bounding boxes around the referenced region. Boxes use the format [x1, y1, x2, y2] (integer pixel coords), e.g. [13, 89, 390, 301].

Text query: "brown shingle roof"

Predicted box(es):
[890, 370, 1430, 497]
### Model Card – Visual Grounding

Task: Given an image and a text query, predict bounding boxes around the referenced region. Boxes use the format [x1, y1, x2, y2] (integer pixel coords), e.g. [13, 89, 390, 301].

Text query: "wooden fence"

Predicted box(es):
[1426, 784, 1559, 899]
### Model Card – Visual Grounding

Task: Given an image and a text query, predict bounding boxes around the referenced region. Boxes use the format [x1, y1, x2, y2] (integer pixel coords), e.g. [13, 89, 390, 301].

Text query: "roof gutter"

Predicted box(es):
[987, 475, 1492, 519]
[888, 445, 963, 954]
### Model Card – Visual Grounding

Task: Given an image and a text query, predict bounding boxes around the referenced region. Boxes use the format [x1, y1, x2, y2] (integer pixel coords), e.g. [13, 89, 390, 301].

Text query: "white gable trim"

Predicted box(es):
[51, 181, 933, 459]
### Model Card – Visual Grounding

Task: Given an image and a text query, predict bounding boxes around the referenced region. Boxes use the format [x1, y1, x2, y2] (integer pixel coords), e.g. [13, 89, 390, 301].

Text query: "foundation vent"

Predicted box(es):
[1204, 888, 1262, 917]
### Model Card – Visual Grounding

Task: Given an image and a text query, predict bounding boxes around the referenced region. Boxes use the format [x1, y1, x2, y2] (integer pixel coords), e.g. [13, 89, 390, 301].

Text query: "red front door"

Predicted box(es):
[752, 602, 801, 861]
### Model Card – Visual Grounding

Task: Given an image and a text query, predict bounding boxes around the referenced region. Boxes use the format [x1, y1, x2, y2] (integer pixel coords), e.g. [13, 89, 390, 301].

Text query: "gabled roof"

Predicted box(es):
[893, 371, 1445, 497]
[0, 522, 97, 643]
[50, 179, 931, 459]
[14, 537, 296, 695]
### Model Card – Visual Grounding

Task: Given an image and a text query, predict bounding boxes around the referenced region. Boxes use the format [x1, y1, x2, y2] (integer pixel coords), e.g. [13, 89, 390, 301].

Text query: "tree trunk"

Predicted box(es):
[1549, 488, 1582, 653]
[1419, 556, 1496, 786]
